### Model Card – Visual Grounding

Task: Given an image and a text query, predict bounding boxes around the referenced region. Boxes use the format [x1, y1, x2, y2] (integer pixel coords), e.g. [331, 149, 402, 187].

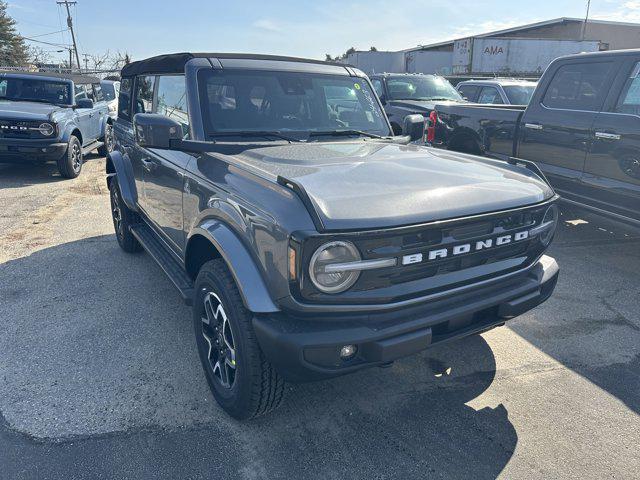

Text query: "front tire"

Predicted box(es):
[109, 179, 142, 253]
[193, 259, 285, 420]
[57, 135, 83, 179]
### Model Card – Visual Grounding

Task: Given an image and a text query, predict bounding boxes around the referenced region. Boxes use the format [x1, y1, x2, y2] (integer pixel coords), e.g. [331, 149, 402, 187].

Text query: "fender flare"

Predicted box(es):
[106, 150, 138, 211]
[60, 122, 81, 144]
[187, 220, 280, 313]
[99, 114, 110, 138]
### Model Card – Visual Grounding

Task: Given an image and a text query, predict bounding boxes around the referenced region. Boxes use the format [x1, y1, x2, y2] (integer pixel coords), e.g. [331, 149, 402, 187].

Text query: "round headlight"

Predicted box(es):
[540, 204, 559, 246]
[309, 241, 361, 294]
[38, 123, 55, 136]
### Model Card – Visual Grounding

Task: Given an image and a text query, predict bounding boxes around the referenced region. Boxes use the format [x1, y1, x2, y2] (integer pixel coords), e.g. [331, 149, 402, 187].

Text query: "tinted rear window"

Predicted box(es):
[542, 62, 612, 111]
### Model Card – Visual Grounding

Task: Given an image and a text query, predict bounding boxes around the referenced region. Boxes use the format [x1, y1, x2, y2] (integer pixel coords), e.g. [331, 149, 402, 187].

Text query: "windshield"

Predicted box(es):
[101, 82, 117, 101]
[386, 76, 462, 101]
[198, 69, 390, 138]
[0, 77, 71, 105]
[503, 85, 536, 105]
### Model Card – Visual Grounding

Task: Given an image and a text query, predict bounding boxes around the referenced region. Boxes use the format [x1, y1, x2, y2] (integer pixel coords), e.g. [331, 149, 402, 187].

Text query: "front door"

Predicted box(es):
[140, 74, 192, 253]
[516, 60, 618, 194]
[583, 58, 640, 222]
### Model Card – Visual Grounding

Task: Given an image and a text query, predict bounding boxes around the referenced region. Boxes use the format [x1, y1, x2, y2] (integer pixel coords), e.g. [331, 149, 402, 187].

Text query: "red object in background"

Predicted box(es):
[426, 110, 438, 143]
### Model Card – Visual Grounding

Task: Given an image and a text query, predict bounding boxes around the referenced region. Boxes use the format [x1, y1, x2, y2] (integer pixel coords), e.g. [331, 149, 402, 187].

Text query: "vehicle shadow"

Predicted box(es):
[0, 154, 104, 189]
[0, 234, 516, 479]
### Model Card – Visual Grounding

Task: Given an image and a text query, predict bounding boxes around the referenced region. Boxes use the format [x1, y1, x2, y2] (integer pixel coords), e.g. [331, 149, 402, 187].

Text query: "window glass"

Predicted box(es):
[503, 85, 535, 105]
[615, 62, 640, 115]
[74, 84, 88, 102]
[0, 77, 71, 104]
[101, 81, 117, 101]
[371, 79, 383, 98]
[478, 87, 503, 104]
[135, 75, 155, 114]
[385, 75, 462, 101]
[457, 85, 479, 101]
[118, 77, 132, 120]
[542, 62, 612, 111]
[198, 69, 389, 137]
[155, 75, 189, 137]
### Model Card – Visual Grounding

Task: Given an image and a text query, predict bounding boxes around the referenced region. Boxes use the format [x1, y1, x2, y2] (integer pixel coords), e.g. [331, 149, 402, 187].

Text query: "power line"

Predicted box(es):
[23, 29, 69, 39]
[19, 35, 72, 48]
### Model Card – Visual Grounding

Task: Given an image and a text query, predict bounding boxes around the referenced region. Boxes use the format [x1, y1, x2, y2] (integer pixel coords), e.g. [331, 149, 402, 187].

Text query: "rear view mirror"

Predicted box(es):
[403, 114, 425, 142]
[133, 113, 183, 149]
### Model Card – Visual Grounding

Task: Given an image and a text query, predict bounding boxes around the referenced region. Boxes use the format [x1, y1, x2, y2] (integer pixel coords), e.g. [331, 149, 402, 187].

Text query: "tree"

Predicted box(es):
[0, 1, 29, 66]
[369, 46, 378, 52]
[29, 46, 52, 66]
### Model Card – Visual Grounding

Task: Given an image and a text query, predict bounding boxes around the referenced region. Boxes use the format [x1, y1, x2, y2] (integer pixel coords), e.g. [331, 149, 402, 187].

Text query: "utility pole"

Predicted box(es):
[82, 53, 90, 72]
[56, 1, 81, 72]
[581, 0, 591, 41]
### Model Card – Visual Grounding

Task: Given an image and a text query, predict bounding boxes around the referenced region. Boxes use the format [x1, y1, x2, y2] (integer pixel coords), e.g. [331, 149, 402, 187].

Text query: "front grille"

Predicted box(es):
[296, 202, 551, 303]
[0, 119, 48, 139]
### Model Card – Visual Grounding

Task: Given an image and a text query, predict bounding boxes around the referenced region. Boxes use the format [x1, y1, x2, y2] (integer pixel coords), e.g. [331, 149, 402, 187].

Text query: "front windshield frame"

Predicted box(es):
[502, 84, 536, 105]
[197, 68, 392, 139]
[385, 75, 463, 102]
[0, 76, 73, 105]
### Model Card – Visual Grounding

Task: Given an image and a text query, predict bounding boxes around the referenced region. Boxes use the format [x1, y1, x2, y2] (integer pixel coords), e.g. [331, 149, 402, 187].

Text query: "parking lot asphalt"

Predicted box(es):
[0, 157, 639, 480]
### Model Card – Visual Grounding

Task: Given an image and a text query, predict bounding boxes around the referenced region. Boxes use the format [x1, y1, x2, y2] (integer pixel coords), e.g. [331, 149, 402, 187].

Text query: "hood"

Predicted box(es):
[388, 99, 465, 113]
[0, 101, 62, 121]
[224, 141, 554, 231]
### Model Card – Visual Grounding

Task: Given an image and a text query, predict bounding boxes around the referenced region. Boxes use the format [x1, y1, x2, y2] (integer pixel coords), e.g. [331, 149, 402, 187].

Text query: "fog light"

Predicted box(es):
[340, 344, 357, 359]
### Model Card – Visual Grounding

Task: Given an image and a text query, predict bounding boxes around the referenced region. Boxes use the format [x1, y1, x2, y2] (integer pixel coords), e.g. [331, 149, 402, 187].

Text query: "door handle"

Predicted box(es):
[524, 123, 543, 130]
[141, 158, 157, 172]
[595, 131, 621, 140]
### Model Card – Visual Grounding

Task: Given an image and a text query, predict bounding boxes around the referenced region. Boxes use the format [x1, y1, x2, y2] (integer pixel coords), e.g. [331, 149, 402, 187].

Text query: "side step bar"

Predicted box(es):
[82, 140, 104, 156]
[130, 223, 195, 305]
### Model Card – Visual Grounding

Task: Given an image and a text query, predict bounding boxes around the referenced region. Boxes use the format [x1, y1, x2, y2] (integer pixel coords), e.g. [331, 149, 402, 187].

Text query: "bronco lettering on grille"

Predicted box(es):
[401, 230, 529, 266]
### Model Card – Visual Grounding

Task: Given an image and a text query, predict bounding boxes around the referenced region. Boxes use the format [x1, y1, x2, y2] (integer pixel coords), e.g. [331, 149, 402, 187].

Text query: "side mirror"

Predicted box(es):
[403, 114, 425, 142]
[133, 113, 183, 149]
[379, 94, 387, 105]
[76, 98, 94, 109]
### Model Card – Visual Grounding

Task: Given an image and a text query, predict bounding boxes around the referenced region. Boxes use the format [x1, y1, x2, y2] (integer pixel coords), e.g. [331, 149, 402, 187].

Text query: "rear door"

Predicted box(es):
[517, 60, 618, 193]
[583, 57, 640, 221]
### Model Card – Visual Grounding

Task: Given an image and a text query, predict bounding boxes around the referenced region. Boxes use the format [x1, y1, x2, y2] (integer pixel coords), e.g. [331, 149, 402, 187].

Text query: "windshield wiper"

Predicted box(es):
[308, 129, 387, 140]
[208, 131, 301, 143]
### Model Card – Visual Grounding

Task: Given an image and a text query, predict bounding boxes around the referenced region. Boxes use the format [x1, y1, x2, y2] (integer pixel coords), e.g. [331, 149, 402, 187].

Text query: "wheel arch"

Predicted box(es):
[186, 221, 279, 314]
[105, 149, 138, 211]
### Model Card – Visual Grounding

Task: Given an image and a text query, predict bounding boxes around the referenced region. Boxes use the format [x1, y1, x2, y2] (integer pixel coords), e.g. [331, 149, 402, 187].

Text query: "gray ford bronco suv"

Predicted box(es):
[0, 71, 113, 178]
[107, 53, 560, 419]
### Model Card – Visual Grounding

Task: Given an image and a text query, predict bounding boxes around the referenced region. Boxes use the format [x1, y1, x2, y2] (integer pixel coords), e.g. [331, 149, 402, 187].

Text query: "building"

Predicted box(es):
[344, 17, 640, 77]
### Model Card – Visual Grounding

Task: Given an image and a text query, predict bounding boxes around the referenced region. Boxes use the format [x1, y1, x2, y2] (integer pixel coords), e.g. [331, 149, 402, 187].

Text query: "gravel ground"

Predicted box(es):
[0, 157, 638, 479]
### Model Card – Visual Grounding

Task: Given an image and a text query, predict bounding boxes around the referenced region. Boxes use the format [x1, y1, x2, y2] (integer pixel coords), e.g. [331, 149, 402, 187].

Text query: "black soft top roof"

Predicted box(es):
[0, 70, 100, 84]
[121, 52, 350, 76]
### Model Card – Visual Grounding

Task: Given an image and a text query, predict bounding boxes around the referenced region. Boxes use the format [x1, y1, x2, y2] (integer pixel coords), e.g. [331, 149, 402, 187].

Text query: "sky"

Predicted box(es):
[7, 0, 640, 65]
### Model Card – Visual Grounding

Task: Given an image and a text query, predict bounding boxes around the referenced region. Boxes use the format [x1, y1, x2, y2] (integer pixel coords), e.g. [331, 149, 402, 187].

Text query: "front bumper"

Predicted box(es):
[0, 139, 67, 163]
[254, 255, 559, 382]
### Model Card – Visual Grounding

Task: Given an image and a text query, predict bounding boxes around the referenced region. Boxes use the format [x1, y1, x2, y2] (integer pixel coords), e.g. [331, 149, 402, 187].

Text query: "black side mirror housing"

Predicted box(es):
[133, 113, 183, 149]
[76, 98, 94, 109]
[379, 94, 387, 105]
[403, 114, 425, 142]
